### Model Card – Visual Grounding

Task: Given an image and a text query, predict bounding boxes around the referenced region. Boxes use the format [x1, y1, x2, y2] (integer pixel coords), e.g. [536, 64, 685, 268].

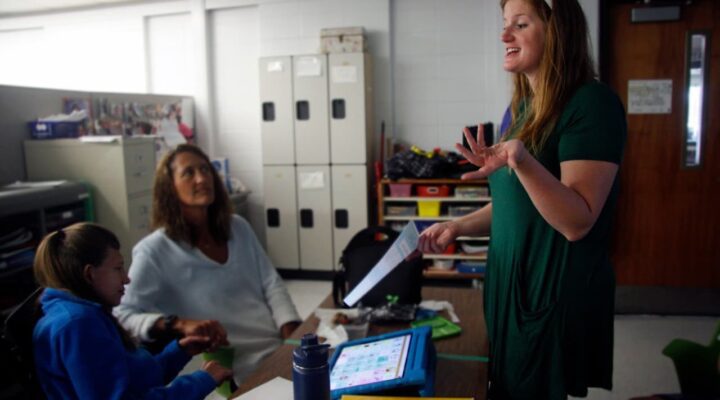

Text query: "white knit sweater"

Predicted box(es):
[114, 215, 300, 383]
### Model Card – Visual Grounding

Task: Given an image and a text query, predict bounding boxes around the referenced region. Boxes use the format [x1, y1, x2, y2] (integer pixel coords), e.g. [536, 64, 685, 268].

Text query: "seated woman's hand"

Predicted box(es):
[418, 221, 460, 254]
[201, 360, 233, 384]
[177, 335, 212, 356]
[176, 319, 229, 352]
[280, 321, 300, 339]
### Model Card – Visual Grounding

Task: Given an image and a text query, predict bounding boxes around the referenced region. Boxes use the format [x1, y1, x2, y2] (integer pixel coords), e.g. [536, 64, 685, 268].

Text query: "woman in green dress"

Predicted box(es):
[418, 0, 627, 398]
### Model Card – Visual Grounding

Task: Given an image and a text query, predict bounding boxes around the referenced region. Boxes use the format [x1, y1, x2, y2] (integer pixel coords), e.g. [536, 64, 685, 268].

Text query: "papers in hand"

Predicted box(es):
[343, 223, 420, 307]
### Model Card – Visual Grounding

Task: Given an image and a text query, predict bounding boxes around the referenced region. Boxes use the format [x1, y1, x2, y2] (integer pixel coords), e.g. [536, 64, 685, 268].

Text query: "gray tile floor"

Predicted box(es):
[285, 280, 718, 400]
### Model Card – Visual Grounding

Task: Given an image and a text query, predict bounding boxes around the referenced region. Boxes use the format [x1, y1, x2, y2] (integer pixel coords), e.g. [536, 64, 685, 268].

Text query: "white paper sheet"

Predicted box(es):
[295, 56, 322, 77]
[235, 376, 293, 400]
[79, 135, 120, 143]
[628, 79, 672, 114]
[298, 171, 325, 189]
[343, 222, 420, 307]
[331, 66, 358, 83]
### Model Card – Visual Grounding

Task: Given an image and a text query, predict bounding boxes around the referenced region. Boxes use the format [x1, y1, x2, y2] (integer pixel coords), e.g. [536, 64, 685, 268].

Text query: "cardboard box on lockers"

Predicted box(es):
[320, 27, 367, 53]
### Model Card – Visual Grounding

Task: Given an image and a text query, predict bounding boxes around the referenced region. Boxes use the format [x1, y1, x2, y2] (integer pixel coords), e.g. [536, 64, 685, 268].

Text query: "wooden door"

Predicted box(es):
[605, 0, 720, 287]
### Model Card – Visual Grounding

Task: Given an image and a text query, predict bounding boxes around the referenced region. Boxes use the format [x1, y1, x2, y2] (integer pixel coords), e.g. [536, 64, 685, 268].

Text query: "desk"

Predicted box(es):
[232, 287, 488, 399]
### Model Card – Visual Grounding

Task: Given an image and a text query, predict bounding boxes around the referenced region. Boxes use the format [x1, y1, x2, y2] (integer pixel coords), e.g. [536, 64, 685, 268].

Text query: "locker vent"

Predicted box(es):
[300, 209, 314, 228]
[332, 99, 346, 119]
[262, 102, 275, 121]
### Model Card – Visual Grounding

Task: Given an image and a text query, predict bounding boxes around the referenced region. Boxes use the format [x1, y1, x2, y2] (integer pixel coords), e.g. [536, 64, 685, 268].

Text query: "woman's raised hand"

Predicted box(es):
[201, 360, 233, 384]
[417, 221, 460, 254]
[455, 124, 527, 179]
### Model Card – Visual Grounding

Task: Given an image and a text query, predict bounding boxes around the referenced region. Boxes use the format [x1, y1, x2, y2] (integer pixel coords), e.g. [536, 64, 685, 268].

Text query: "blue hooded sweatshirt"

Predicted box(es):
[33, 288, 216, 399]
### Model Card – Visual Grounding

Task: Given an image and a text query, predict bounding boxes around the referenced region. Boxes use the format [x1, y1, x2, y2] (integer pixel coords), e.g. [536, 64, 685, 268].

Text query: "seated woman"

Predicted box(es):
[33, 222, 232, 399]
[114, 144, 301, 384]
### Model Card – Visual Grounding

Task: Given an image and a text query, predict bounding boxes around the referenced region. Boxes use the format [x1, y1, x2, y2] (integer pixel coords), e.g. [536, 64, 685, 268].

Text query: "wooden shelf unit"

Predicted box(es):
[377, 178, 490, 281]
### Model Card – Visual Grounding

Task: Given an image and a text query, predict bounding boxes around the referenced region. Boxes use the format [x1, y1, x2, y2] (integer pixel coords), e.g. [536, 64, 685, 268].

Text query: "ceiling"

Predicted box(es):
[0, 0, 158, 17]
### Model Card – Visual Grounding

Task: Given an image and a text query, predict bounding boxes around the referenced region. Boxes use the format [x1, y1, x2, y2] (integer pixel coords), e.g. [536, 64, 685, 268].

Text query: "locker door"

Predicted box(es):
[293, 55, 330, 164]
[331, 165, 369, 263]
[329, 53, 372, 164]
[296, 166, 334, 270]
[260, 56, 294, 165]
[263, 166, 299, 269]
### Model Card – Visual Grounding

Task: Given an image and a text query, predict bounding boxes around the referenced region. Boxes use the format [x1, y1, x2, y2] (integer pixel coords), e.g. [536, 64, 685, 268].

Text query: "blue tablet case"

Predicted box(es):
[328, 326, 436, 399]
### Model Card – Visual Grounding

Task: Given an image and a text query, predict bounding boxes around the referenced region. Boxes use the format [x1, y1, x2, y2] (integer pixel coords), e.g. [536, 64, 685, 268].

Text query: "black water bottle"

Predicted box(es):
[292, 333, 331, 400]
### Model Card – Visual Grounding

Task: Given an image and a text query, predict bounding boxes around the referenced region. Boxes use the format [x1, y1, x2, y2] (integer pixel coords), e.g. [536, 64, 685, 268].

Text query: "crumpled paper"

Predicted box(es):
[419, 300, 460, 323]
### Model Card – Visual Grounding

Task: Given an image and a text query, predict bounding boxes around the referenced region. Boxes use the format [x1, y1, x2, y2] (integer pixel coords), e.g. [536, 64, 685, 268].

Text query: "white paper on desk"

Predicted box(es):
[79, 135, 120, 143]
[343, 222, 419, 307]
[235, 376, 293, 400]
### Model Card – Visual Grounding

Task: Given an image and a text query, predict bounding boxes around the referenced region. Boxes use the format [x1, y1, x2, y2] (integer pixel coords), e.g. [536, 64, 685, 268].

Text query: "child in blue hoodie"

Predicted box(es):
[32, 222, 233, 399]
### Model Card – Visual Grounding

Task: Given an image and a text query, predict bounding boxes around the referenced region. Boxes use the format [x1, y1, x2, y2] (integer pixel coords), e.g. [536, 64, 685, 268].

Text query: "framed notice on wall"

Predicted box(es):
[627, 79, 672, 114]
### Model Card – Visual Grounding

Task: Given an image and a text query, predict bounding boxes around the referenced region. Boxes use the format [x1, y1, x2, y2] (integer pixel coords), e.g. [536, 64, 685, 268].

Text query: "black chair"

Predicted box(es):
[0, 287, 45, 400]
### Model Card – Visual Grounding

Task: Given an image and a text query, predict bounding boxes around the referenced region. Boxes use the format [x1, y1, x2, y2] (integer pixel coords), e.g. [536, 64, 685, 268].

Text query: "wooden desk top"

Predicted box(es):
[232, 286, 488, 399]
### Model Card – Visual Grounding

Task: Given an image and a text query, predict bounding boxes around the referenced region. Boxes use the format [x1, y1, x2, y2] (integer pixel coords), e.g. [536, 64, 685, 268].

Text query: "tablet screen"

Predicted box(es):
[330, 334, 412, 391]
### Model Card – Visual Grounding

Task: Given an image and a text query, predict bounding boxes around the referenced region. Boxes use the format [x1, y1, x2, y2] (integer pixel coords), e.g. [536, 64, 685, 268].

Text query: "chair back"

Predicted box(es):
[333, 226, 423, 308]
[1, 287, 46, 399]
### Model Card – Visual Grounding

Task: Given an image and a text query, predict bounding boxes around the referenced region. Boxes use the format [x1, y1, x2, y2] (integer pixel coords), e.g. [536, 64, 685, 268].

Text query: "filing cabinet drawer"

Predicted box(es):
[128, 194, 152, 247]
[124, 144, 156, 195]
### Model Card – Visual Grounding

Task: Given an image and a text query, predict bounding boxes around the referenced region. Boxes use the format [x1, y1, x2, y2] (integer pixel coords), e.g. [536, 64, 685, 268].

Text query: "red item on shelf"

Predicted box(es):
[417, 185, 450, 197]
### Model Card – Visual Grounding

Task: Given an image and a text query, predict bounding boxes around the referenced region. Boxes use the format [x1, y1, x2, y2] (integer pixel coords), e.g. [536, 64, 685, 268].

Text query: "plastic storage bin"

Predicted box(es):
[417, 185, 451, 197]
[455, 186, 488, 198]
[456, 261, 486, 274]
[448, 205, 479, 217]
[386, 205, 417, 216]
[414, 221, 434, 232]
[417, 200, 441, 217]
[388, 183, 412, 197]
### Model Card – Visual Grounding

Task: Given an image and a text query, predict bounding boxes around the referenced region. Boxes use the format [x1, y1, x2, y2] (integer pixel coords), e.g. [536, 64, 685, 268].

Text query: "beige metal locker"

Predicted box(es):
[260, 56, 295, 165]
[24, 137, 156, 263]
[331, 165, 369, 264]
[293, 55, 330, 164]
[328, 52, 373, 164]
[296, 166, 334, 270]
[263, 166, 300, 269]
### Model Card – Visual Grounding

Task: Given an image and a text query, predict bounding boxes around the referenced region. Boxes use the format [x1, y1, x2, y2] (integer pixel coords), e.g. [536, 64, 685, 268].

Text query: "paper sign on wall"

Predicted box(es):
[628, 79, 672, 114]
[332, 66, 358, 83]
[299, 171, 325, 189]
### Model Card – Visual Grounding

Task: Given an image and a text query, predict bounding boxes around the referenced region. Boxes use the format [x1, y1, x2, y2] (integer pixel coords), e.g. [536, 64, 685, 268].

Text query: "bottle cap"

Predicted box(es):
[293, 333, 330, 368]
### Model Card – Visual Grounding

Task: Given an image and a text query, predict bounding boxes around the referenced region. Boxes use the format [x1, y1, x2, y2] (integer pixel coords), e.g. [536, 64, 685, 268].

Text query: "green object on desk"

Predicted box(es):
[202, 347, 234, 398]
[386, 294, 399, 305]
[411, 316, 462, 340]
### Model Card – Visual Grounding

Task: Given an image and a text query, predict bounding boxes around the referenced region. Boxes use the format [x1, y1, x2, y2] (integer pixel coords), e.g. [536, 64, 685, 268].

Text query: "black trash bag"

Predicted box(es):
[384, 150, 447, 180]
[385, 150, 478, 180]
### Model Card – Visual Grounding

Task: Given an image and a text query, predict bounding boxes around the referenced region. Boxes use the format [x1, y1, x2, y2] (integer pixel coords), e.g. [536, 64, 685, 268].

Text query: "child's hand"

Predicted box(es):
[202, 360, 233, 384]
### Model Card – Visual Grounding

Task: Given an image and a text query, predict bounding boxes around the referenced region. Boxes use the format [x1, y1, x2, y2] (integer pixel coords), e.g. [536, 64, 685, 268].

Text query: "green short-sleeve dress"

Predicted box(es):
[485, 81, 627, 399]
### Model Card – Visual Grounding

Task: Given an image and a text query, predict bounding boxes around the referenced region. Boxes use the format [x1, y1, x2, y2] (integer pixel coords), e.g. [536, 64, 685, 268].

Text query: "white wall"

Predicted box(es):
[146, 12, 194, 96]
[393, 0, 511, 151]
[209, 6, 264, 233]
[0, 0, 601, 240]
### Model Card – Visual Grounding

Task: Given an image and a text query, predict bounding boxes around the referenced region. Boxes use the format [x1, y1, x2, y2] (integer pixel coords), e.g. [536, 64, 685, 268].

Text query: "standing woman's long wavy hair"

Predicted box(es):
[501, 0, 596, 154]
[33, 223, 136, 349]
[152, 144, 232, 245]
